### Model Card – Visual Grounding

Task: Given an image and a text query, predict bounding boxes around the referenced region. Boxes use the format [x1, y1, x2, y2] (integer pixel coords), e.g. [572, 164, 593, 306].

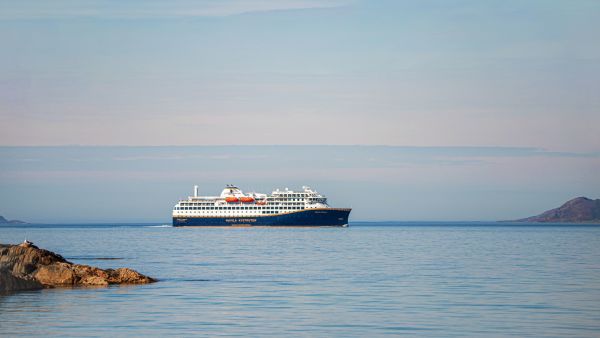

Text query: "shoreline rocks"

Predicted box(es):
[0, 242, 156, 293]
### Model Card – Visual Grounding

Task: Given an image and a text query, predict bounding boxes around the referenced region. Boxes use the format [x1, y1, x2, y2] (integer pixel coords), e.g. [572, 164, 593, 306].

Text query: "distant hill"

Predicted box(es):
[516, 197, 600, 223]
[0, 215, 27, 224]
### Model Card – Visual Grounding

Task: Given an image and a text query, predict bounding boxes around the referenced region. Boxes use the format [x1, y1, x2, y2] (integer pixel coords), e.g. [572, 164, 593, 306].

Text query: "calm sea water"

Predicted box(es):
[1, 223, 600, 337]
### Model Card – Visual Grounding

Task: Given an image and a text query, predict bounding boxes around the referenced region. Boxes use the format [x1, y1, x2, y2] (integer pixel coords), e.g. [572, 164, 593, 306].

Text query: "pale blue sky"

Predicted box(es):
[0, 1, 599, 222]
[1, 0, 599, 149]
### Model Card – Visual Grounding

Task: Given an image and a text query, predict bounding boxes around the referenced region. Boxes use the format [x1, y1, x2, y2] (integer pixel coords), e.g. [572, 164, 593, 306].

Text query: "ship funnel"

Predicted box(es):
[193, 185, 199, 197]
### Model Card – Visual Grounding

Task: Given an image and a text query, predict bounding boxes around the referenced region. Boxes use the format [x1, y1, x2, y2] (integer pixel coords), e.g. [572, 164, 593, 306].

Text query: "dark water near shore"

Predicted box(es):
[2, 222, 600, 337]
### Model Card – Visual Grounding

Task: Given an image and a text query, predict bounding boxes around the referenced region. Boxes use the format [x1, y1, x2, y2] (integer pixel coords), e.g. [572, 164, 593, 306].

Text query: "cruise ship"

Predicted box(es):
[172, 185, 351, 227]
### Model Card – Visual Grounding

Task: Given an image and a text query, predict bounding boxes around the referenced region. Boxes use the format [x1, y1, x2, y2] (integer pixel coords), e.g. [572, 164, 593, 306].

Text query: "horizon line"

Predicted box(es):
[0, 144, 558, 149]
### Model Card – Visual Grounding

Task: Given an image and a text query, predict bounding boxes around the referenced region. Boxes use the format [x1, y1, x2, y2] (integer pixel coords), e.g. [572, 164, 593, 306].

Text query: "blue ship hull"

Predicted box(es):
[173, 208, 351, 227]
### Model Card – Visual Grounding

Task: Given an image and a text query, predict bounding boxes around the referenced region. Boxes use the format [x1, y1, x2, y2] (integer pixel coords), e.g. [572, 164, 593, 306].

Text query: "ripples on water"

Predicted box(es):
[1, 223, 600, 337]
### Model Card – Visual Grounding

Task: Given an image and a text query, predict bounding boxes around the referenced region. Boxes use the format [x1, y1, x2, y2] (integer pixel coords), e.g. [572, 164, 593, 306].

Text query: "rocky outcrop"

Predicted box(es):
[0, 269, 42, 292]
[516, 197, 600, 223]
[0, 242, 155, 293]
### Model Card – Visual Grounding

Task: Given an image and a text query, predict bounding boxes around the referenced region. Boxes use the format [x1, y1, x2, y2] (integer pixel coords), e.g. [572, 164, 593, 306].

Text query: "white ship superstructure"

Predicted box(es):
[172, 185, 351, 226]
[173, 185, 329, 217]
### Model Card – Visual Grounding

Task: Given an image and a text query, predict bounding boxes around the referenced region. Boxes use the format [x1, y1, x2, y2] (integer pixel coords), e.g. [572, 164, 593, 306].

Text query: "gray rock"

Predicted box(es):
[0, 268, 43, 292]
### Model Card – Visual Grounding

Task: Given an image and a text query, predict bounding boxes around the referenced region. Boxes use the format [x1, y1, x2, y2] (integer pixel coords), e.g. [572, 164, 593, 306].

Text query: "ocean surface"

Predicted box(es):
[1, 222, 600, 337]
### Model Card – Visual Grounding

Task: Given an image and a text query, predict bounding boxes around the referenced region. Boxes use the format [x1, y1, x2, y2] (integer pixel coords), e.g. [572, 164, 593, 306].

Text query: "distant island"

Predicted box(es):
[515, 197, 600, 223]
[0, 215, 26, 224]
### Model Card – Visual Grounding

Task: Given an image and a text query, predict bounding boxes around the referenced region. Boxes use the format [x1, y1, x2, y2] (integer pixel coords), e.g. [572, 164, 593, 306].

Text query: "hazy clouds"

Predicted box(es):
[1, 1, 599, 150]
[1, 146, 598, 222]
[0, 0, 352, 19]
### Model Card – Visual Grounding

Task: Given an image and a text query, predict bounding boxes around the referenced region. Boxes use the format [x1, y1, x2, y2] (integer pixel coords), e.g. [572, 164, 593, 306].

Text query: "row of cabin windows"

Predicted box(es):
[180, 195, 318, 204]
[179, 200, 304, 207]
[175, 210, 294, 215]
[176, 205, 303, 210]
[275, 193, 314, 197]
[180, 199, 310, 206]
[176, 206, 303, 211]
[175, 211, 297, 215]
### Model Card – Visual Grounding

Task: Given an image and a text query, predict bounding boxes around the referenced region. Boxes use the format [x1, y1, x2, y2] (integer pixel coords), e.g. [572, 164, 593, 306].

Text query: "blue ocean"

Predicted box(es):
[1, 223, 600, 337]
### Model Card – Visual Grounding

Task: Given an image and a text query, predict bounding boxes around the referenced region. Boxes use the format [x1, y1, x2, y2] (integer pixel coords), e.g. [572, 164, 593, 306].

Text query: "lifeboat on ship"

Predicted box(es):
[225, 196, 239, 203]
[240, 196, 255, 203]
[255, 200, 267, 205]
